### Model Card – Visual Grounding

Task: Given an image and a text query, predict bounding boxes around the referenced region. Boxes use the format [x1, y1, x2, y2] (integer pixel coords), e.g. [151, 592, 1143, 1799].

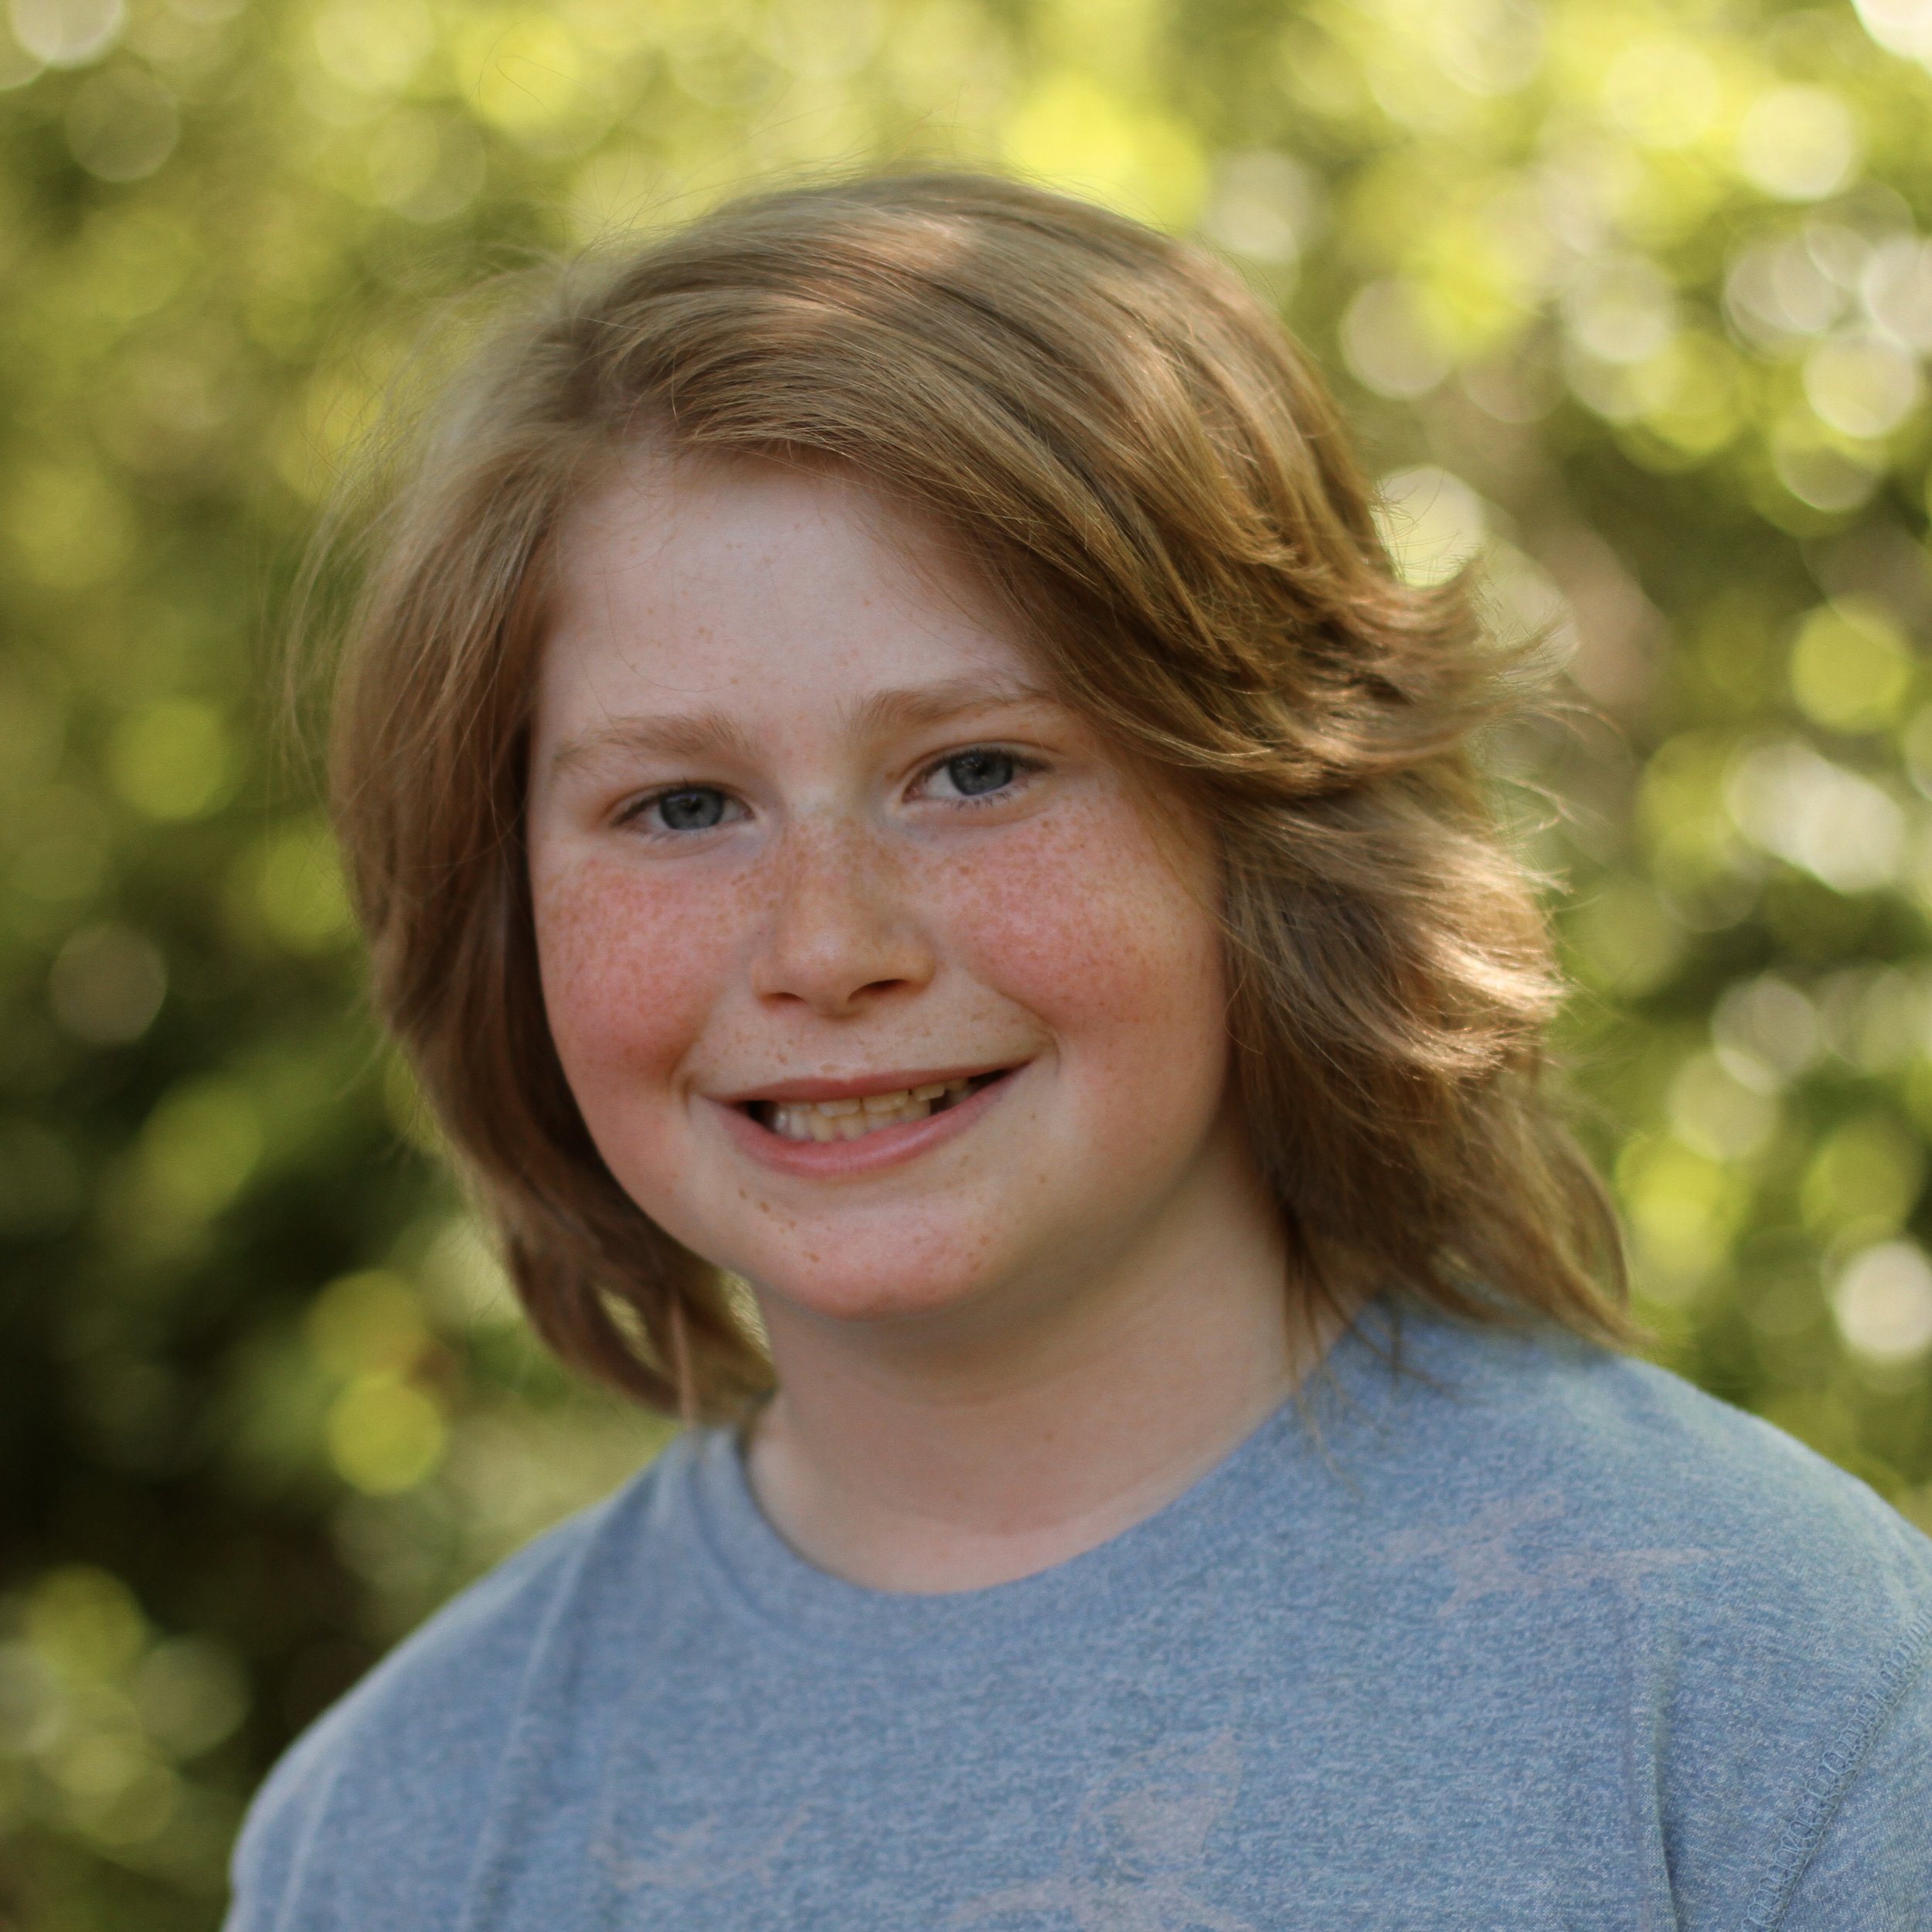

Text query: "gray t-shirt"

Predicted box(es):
[224, 1299, 1932, 1930]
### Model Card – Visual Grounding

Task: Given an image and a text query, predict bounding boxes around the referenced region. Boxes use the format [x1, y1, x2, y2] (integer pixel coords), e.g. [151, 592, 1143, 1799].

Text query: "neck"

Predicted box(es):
[741, 1140, 1354, 1594]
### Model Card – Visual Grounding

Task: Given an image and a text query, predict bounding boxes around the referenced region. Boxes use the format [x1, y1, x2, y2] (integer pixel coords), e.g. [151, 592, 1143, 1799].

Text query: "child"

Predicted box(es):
[228, 174, 1931, 1928]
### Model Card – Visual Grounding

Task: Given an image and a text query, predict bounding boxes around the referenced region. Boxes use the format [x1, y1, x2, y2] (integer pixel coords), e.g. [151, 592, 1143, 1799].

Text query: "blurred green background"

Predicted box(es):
[5, 0, 1932, 1920]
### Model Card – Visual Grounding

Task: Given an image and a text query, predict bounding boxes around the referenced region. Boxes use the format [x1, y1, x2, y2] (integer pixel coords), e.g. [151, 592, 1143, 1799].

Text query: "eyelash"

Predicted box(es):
[914, 745, 1045, 809]
[614, 745, 1044, 836]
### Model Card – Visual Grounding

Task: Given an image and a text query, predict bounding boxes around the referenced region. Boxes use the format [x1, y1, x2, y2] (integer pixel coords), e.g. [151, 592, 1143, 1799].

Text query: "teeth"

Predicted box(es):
[764, 1078, 975, 1143]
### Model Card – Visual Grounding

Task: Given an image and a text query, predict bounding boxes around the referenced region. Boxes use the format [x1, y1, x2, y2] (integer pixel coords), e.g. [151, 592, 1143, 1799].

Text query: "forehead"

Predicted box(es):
[536, 451, 1040, 733]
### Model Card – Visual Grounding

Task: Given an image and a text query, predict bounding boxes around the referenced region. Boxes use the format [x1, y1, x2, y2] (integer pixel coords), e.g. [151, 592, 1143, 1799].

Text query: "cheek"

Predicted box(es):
[530, 852, 736, 1094]
[943, 798, 1226, 1059]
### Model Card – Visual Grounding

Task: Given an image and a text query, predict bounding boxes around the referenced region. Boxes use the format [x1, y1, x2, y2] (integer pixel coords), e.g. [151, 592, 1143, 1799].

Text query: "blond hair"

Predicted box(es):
[324, 172, 1643, 1420]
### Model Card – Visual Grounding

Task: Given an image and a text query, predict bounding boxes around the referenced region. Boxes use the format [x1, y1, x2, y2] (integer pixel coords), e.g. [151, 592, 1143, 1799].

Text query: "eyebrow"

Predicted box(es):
[546, 676, 1058, 778]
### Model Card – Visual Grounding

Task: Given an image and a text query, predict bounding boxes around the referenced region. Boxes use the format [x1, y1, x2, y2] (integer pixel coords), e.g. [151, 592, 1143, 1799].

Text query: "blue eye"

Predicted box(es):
[941, 750, 1017, 798]
[649, 787, 730, 832]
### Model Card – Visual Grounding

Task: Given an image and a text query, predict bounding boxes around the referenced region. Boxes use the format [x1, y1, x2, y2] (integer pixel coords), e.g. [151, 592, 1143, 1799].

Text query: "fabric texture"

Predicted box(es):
[224, 1298, 1932, 1930]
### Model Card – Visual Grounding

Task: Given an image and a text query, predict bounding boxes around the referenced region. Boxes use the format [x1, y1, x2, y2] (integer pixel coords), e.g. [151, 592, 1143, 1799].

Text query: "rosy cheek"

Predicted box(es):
[937, 798, 1222, 1037]
[530, 852, 735, 1100]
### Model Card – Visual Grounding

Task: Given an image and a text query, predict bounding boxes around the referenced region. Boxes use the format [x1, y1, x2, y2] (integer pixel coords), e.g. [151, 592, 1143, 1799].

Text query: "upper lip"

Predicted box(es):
[710, 1063, 1019, 1107]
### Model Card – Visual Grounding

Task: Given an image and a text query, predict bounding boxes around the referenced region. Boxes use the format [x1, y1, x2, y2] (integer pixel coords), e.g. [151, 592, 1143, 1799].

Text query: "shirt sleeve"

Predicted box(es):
[1764, 1621, 1932, 1932]
[219, 1726, 342, 1932]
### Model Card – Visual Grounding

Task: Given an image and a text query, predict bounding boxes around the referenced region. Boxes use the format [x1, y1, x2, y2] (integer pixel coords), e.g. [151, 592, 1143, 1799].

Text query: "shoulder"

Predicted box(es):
[1381, 1306, 1932, 1615]
[226, 1439, 696, 1927]
[1362, 1304, 1932, 1922]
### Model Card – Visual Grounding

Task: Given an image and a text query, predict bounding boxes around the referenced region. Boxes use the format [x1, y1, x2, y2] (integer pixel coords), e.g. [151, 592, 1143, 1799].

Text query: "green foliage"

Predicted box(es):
[3, 0, 1931, 1921]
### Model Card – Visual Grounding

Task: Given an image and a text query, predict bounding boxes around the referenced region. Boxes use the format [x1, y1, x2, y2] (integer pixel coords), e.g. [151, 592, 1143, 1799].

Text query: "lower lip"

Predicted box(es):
[711, 1070, 1021, 1178]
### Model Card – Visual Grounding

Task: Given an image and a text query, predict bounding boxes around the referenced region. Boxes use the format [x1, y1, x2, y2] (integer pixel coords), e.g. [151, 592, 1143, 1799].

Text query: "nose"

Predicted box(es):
[748, 817, 936, 1017]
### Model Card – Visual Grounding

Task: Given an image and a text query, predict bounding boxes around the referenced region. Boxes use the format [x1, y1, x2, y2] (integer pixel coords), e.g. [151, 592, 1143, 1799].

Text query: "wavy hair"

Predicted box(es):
[323, 172, 1643, 1420]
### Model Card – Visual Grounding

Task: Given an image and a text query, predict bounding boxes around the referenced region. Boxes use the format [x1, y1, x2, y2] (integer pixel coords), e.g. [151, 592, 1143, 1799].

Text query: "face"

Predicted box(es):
[526, 454, 1250, 1349]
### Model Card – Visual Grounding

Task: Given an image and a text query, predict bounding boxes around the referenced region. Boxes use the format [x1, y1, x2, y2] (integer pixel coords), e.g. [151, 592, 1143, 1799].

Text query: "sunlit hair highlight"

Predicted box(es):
[323, 172, 1644, 1421]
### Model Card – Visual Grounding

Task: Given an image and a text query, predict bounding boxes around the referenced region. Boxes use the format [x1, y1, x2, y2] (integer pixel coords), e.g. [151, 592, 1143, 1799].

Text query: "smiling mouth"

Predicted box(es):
[747, 1070, 1011, 1144]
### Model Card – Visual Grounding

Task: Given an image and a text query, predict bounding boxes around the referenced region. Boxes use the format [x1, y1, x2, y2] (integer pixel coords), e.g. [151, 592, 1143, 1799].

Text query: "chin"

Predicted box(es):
[734, 1230, 1012, 1332]
[770, 1274, 986, 1328]
[636, 1168, 1017, 1328]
